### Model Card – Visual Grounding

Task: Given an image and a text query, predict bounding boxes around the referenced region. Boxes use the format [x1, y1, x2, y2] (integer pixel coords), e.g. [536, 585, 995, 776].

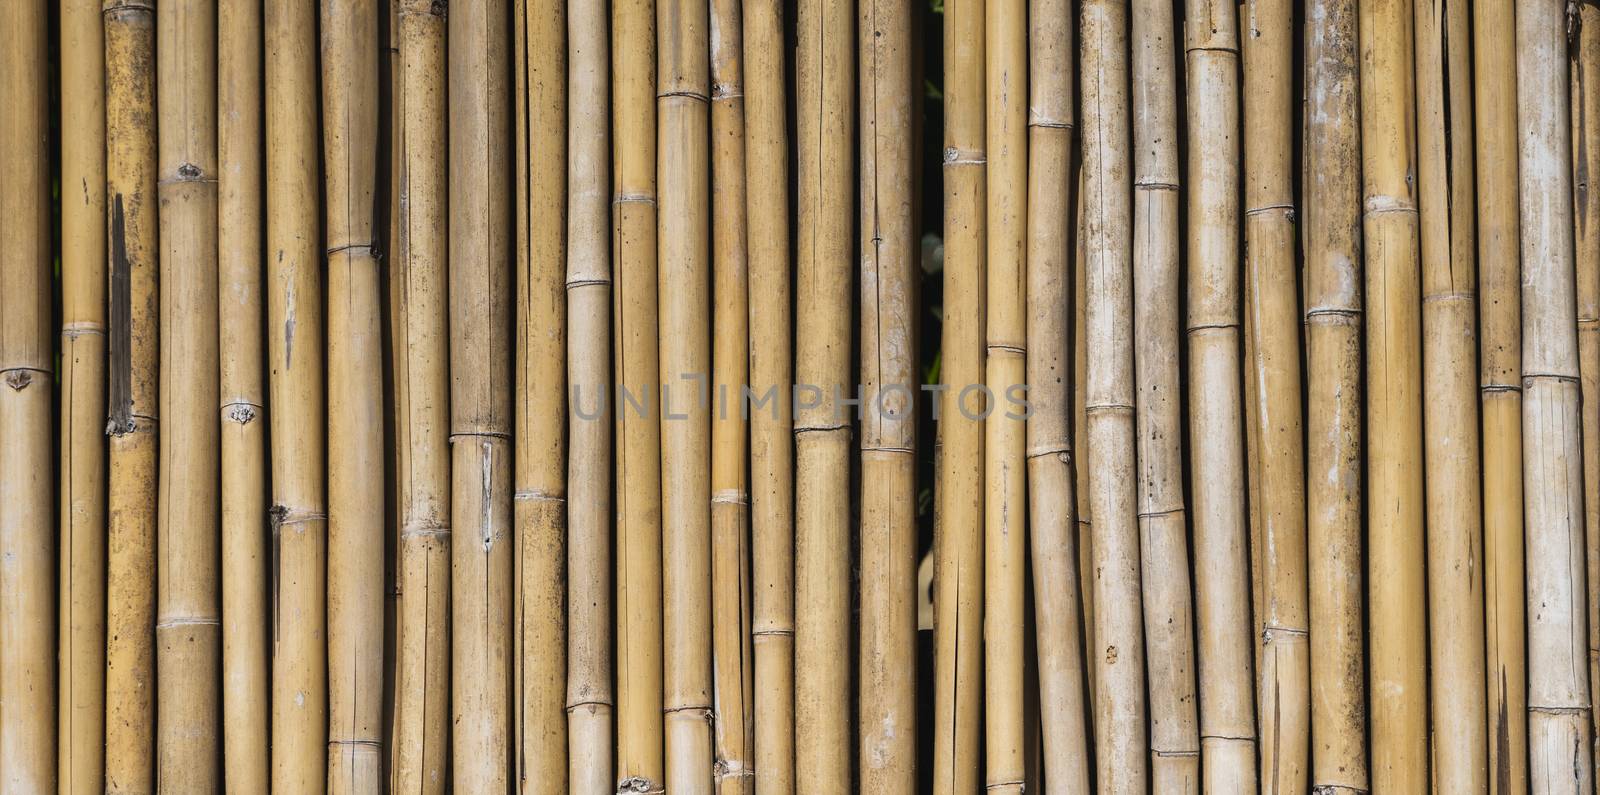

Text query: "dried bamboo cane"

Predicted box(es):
[1073, 167, 1095, 711]
[1416, 0, 1486, 789]
[104, 1, 160, 790]
[1518, 2, 1596, 789]
[1359, 1, 1428, 789]
[450, 0, 516, 786]
[391, 1, 451, 792]
[859, 0, 917, 788]
[744, 0, 795, 788]
[1130, 1, 1201, 787]
[1575, 2, 1600, 782]
[0, 1, 55, 789]
[156, 0, 223, 787]
[1303, 1, 1367, 790]
[1026, 0, 1091, 791]
[59, 1, 108, 790]
[1241, 2, 1310, 789]
[1184, 1, 1256, 789]
[1083, 1, 1146, 790]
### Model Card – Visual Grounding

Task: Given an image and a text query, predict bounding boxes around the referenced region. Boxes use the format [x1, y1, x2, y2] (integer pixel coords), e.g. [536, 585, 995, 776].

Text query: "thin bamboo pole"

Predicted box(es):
[744, 0, 795, 788]
[1130, 1, 1201, 787]
[1575, 2, 1600, 782]
[1415, 0, 1486, 788]
[1027, 0, 1091, 791]
[859, 0, 917, 788]
[1518, 2, 1596, 789]
[103, 0, 159, 790]
[1083, 2, 1145, 790]
[390, 1, 451, 792]
[1184, 1, 1256, 789]
[0, 0, 55, 789]
[1073, 167, 1095, 712]
[1303, 1, 1367, 790]
[59, 0, 108, 790]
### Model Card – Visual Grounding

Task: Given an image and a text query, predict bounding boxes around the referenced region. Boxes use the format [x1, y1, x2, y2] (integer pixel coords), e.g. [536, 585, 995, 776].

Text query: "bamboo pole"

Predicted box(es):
[59, 0, 108, 790]
[1073, 167, 1096, 711]
[1416, 0, 1486, 788]
[744, 0, 795, 788]
[859, 0, 917, 788]
[1575, 1, 1600, 782]
[1130, 0, 1201, 787]
[0, 1, 55, 789]
[1518, 2, 1596, 789]
[1027, 0, 1091, 791]
[1183, 0, 1256, 789]
[390, 1, 451, 792]
[1303, 1, 1367, 790]
[103, 0, 160, 790]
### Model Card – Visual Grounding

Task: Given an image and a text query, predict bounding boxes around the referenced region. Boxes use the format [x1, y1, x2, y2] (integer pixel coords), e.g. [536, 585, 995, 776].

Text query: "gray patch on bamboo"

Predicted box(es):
[108, 194, 135, 435]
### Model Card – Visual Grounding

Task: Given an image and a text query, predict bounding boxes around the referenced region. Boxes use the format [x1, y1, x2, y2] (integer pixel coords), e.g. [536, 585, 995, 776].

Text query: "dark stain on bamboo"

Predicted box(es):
[107, 193, 134, 434]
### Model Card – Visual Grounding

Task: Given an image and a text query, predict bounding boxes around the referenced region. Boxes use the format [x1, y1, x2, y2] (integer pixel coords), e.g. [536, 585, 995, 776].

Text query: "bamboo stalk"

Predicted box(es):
[0, 0, 55, 788]
[859, 0, 917, 788]
[1575, 1, 1600, 782]
[1303, 1, 1367, 790]
[103, 0, 160, 790]
[1130, 0, 1201, 787]
[1073, 166, 1095, 712]
[1183, 1, 1256, 789]
[1416, 0, 1486, 788]
[1518, 2, 1595, 789]
[59, 0, 108, 790]
[390, 1, 451, 792]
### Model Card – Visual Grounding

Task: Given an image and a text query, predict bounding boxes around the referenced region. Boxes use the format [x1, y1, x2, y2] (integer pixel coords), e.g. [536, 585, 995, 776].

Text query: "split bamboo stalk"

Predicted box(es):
[1083, 1, 1146, 789]
[566, 0, 614, 790]
[321, 0, 385, 789]
[1358, 0, 1428, 789]
[1241, 2, 1310, 788]
[513, 0, 569, 787]
[1303, 0, 1367, 790]
[59, 1, 108, 791]
[1575, 2, 1600, 781]
[1130, 0, 1201, 787]
[1517, 2, 1596, 789]
[450, 0, 516, 786]
[1026, 0, 1092, 790]
[614, 0, 666, 785]
[743, 0, 796, 788]
[1474, 0, 1528, 789]
[1415, 0, 1486, 788]
[859, 0, 917, 787]
[218, 0, 271, 788]
[103, 0, 160, 790]
[156, 0, 223, 787]
[266, 0, 329, 788]
[1184, 0, 1256, 789]
[390, 1, 451, 792]
[709, 0, 754, 787]
[0, 0, 55, 789]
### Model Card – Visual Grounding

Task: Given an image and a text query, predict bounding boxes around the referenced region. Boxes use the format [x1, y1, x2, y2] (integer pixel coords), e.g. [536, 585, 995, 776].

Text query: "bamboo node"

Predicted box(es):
[711, 489, 750, 505]
[616, 777, 665, 794]
[1150, 747, 1200, 758]
[1260, 624, 1309, 643]
[1304, 307, 1362, 324]
[1245, 203, 1295, 221]
[1310, 787, 1369, 795]
[1027, 116, 1075, 130]
[226, 404, 259, 424]
[658, 89, 710, 103]
[943, 147, 986, 166]
[565, 698, 613, 714]
[984, 779, 1026, 791]
[61, 321, 106, 338]
[613, 192, 656, 206]
[102, 0, 155, 15]
[155, 617, 221, 629]
[711, 83, 743, 101]
[713, 759, 755, 780]
[2, 369, 38, 391]
[326, 242, 378, 259]
[566, 276, 612, 290]
[1025, 443, 1071, 464]
[514, 489, 565, 504]
[1528, 704, 1591, 715]
[1134, 180, 1179, 192]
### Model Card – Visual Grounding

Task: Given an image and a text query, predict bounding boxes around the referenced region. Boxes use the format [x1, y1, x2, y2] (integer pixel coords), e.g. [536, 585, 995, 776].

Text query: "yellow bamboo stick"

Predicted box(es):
[1575, 1, 1600, 782]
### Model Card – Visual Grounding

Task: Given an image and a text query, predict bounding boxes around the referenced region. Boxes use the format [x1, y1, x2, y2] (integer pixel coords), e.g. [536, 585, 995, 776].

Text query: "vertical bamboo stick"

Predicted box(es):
[859, 0, 917, 788]
[1184, 1, 1255, 789]
[59, 1, 108, 790]
[0, 1, 55, 789]
[1416, 0, 1486, 789]
[744, 0, 795, 788]
[1303, 1, 1367, 790]
[1575, 2, 1600, 782]
[1130, 0, 1201, 787]
[1027, 0, 1091, 791]
[391, 1, 451, 792]
[1083, 1, 1145, 790]
[104, 0, 159, 790]
[1072, 168, 1096, 711]
[1518, 2, 1596, 789]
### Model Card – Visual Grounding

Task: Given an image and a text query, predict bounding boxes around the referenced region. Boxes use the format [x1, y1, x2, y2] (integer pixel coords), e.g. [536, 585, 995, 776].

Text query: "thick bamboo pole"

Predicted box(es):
[391, 1, 451, 792]
[1130, 1, 1201, 787]
[859, 0, 917, 788]
[1518, 2, 1595, 790]
[0, 1, 55, 789]
[1575, 2, 1600, 782]
[1415, 0, 1486, 788]
[1303, 1, 1367, 790]
[1183, 1, 1255, 789]
[59, 1, 108, 790]
[104, 1, 160, 790]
